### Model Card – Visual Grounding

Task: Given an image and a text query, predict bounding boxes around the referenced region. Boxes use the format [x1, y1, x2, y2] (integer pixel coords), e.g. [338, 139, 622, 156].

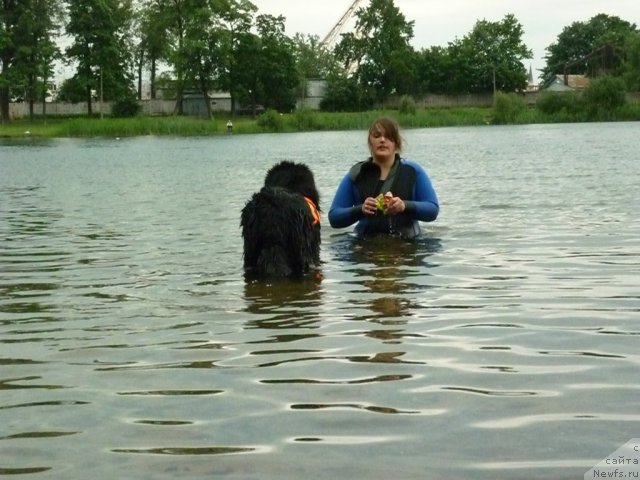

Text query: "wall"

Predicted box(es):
[8, 97, 231, 119]
[7, 91, 639, 119]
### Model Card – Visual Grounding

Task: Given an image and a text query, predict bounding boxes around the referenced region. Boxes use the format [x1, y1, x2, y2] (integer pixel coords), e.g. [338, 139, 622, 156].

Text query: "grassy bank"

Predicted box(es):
[0, 108, 491, 138]
[2, 104, 639, 138]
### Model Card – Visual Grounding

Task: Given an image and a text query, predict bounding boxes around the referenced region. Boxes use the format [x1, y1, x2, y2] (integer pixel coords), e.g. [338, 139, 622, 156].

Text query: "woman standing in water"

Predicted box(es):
[328, 117, 439, 239]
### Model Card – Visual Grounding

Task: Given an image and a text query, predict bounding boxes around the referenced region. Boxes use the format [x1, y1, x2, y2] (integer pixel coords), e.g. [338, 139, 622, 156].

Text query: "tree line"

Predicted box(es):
[1, 0, 639, 122]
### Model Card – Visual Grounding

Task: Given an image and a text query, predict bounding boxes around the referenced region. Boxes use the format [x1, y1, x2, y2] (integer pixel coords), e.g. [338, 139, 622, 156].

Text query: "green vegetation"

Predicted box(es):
[1, 109, 489, 138]
[3, 86, 639, 140]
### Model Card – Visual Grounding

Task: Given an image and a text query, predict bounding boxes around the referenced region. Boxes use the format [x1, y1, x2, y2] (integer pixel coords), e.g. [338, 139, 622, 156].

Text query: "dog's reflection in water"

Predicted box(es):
[243, 276, 324, 331]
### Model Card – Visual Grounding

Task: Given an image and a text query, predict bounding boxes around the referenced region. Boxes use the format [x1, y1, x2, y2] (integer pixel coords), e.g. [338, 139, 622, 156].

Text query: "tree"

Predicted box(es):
[621, 31, 640, 90]
[180, 0, 226, 118]
[66, 0, 135, 115]
[15, 0, 63, 118]
[160, 0, 224, 115]
[335, 0, 416, 103]
[543, 14, 638, 79]
[0, 0, 62, 122]
[231, 30, 261, 111]
[292, 33, 337, 100]
[320, 69, 373, 112]
[136, 0, 171, 100]
[448, 14, 532, 94]
[582, 75, 627, 118]
[217, 0, 257, 114]
[1, 0, 24, 122]
[254, 14, 297, 112]
[56, 76, 86, 103]
[416, 46, 453, 94]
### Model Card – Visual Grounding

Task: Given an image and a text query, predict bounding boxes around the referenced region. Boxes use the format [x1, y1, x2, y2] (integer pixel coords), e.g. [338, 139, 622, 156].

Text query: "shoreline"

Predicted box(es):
[1, 106, 639, 139]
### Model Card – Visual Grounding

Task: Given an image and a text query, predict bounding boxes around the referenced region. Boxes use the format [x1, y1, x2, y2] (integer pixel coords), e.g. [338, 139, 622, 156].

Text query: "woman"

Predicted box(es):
[328, 117, 439, 239]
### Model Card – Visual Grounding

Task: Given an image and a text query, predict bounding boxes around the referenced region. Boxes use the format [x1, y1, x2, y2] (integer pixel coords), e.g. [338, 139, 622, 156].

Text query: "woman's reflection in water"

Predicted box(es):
[332, 234, 442, 338]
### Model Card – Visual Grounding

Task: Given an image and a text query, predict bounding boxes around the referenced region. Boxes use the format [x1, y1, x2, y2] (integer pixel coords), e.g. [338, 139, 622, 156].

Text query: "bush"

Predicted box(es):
[256, 109, 284, 132]
[56, 77, 86, 103]
[492, 91, 526, 124]
[320, 73, 374, 112]
[111, 96, 141, 117]
[536, 90, 583, 116]
[582, 75, 627, 119]
[398, 95, 417, 115]
[292, 107, 320, 130]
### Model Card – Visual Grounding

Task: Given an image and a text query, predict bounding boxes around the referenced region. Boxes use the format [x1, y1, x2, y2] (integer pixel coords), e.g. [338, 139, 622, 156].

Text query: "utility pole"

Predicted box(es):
[100, 66, 104, 120]
[493, 65, 496, 106]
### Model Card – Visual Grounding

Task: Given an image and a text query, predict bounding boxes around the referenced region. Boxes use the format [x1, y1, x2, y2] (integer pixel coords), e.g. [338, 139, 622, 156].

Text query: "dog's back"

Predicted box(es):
[241, 161, 321, 279]
[241, 184, 320, 279]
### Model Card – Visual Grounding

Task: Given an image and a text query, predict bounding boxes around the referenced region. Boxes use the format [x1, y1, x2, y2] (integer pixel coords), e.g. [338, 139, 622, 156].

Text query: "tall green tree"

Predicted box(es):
[334, 0, 416, 103]
[415, 46, 452, 94]
[621, 31, 640, 90]
[1, 0, 23, 122]
[216, 0, 256, 114]
[254, 14, 297, 111]
[543, 14, 638, 79]
[160, 0, 212, 114]
[0, 0, 62, 122]
[159, 0, 186, 113]
[450, 14, 532, 94]
[180, 0, 226, 118]
[136, 0, 171, 99]
[292, 33, 337, 99]
[16, 0, 63, 118]
[66, 0, 135, 115]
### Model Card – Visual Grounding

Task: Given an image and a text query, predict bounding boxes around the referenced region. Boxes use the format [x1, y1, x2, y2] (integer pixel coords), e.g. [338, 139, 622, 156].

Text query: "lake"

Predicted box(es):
[1, 122, 639, 479]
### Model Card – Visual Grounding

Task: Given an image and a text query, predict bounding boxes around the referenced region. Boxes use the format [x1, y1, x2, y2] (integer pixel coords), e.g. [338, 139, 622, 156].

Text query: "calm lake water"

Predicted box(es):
[1, 122, 639, 479]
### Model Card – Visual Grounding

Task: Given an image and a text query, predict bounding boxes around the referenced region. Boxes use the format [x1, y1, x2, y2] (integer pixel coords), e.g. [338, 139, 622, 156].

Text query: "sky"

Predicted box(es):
[252, 0, 639, 81]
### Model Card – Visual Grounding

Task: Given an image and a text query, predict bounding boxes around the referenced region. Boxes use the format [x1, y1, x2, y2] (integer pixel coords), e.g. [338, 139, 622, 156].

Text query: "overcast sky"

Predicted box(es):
[252, 0, 639, 80]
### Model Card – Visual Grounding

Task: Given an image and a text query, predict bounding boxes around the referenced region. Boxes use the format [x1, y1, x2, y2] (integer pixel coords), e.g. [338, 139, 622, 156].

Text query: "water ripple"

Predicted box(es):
[474, 413, 640, 429]
[111, 446, 265, 456]
[289, 403, 443, 415]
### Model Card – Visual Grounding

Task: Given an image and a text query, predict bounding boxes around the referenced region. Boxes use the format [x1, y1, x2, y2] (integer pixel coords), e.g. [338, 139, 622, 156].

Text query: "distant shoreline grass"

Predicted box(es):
[1, 105, 639, 139]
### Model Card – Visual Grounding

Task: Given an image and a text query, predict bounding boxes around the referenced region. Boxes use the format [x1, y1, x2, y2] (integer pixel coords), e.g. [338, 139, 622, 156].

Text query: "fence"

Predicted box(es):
[8, 98, 225, 119]
[7, 91, 640, 119]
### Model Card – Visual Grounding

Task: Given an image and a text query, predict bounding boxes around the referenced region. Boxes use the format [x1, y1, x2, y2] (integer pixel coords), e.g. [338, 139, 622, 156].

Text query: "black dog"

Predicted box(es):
[241, 161, 321, 279]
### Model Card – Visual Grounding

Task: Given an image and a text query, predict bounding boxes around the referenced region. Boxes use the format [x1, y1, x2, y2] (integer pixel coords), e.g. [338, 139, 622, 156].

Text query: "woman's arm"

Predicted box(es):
[403, 162, 439, 222]
[328, 175, 364, 228]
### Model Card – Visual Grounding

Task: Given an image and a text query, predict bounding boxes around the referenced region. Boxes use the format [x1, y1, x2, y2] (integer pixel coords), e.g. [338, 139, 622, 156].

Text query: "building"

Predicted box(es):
[542, 74, 591, 91]
[526, 64, 539, 92]
[297, 79, 327, 110]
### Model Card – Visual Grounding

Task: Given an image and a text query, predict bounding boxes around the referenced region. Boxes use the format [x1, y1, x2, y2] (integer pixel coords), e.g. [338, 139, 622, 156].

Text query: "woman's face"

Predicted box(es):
[369, 128, 397, 161]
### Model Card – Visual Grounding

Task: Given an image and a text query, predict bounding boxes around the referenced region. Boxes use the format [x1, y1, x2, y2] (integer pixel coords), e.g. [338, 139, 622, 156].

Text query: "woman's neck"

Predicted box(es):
[372, 153, 396, 179]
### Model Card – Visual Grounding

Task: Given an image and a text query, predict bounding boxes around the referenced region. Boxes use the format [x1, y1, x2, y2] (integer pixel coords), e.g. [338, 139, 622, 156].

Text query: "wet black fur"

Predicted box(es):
[241, 161, 321, 279]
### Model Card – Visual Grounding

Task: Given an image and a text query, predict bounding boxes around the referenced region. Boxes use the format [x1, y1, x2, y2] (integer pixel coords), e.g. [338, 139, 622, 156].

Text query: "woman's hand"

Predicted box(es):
[385, 195, 405, 215]
[362, 196, 379, 216]
[362, 195, 405, 216]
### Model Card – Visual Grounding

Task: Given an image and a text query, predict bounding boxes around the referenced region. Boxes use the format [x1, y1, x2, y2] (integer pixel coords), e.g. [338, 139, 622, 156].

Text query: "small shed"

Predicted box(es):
[543, 74, 591, 92]
[183, 91, 232, 116]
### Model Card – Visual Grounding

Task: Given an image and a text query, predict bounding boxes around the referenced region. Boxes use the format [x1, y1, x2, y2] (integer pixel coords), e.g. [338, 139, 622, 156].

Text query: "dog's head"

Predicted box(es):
[264, 161, 320, 208]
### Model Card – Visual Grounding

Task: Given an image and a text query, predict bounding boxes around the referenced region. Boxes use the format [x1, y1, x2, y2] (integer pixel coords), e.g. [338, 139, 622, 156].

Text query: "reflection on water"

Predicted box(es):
[244, 276, 324, 316]
[1, 124, 640, 479]
[332, 235, 441, 320]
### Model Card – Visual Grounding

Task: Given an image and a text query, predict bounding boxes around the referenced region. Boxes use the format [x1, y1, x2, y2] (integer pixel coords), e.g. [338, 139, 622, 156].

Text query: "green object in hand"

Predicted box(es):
[376, 192, 392, 213]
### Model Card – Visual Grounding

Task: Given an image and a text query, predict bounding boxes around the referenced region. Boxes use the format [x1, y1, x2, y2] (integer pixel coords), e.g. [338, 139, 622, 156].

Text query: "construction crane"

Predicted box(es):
[320, 0, 366, 49]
